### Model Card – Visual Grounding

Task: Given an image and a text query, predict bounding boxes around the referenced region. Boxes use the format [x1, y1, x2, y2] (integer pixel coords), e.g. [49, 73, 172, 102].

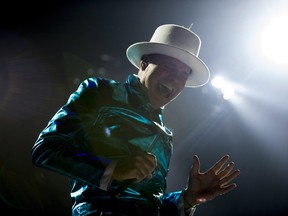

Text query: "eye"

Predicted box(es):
[160, 65, 174, 74]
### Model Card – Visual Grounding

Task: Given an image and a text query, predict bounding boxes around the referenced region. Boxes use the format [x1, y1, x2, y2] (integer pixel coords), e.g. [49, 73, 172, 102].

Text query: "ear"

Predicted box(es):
[140, 60, 148, 70]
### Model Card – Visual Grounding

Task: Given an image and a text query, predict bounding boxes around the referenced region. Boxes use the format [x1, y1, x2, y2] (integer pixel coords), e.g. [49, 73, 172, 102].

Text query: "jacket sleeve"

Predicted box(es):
[31, 78, 117, 187]
[161, 191, 196, 216]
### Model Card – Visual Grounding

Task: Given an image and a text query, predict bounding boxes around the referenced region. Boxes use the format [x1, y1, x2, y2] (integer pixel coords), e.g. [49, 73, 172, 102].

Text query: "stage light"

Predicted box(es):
[260, 13, 288, 65]
[211, 76, 235, 100]
[211, 76, 226, 89]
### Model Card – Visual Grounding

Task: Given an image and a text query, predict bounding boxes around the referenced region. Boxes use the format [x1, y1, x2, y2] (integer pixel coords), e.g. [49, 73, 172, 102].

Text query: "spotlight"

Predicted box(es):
[260, 13, 288, 65]
[211, 76, 235, 100]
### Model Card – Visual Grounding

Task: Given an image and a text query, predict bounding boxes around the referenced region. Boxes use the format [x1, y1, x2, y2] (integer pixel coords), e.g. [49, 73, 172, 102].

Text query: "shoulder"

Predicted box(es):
[80, 77, 120, 89]
[67, 77, 122, 104]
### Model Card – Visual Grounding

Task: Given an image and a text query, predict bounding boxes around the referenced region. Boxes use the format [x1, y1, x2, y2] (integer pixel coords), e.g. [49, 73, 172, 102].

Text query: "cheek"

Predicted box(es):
[147, 69, 162, 84]
[179, 79, 187, 87]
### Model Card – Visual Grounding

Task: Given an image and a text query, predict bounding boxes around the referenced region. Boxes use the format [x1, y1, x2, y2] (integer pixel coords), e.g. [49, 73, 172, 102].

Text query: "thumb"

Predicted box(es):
[191, 155, 200, 176]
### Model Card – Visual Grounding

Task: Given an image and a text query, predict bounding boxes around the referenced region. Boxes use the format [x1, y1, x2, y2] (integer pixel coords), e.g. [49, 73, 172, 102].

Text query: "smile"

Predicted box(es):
[159, 83, 174, 98]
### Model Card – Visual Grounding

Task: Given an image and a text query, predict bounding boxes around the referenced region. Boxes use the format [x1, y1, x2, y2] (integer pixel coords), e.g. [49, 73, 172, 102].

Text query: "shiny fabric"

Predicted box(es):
[32, 74, 183, 215]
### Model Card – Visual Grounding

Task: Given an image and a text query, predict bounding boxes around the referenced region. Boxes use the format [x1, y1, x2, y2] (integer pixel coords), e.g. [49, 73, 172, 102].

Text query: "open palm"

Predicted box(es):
[183, 155, 240, 207]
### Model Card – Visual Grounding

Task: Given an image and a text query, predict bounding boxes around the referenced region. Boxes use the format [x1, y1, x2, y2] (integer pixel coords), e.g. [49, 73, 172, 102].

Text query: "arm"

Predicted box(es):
[32, 77, 158, 189]
[31, 78, 116, 187]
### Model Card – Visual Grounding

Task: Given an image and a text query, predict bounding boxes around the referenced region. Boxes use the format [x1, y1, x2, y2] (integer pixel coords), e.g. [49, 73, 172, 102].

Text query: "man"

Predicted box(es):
[32, 24, 240, 215]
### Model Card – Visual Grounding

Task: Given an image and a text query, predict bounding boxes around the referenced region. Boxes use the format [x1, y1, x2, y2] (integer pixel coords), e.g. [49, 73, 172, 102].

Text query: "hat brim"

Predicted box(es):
[126, 42, 210, 87]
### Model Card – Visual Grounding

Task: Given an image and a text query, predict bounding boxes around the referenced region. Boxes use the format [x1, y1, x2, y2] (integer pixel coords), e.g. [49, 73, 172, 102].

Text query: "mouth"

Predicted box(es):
[158, 82, 174, 98]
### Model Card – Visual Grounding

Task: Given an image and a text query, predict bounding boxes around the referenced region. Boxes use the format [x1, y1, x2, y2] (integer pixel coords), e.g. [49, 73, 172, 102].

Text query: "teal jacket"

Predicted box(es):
[32, 74, 183, 215]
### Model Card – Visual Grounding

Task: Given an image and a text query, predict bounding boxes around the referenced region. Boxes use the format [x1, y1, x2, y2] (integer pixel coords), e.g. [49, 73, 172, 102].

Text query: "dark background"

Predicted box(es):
[1, 0, 288, 215]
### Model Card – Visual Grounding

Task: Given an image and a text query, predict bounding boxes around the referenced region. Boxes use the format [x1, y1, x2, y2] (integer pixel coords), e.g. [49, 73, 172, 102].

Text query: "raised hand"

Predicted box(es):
[183, 155, 240, 208]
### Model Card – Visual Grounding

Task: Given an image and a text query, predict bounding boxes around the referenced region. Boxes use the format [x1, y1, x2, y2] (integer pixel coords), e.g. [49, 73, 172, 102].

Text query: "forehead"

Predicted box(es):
[146, 54, 191, 71]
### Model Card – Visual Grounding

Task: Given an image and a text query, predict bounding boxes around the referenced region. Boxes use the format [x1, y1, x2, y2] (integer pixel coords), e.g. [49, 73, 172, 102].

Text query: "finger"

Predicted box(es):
[133, 153, 157, 180]
[136, 151, 157, 169]
[138, 150, 157, 161]
[220, 169, 241, 186]
[146, 152, 157, 166]
[209, 154, 230, 174]
[114, 167, 143, 182]
[128, 162, 153, 182]
[218, 183, 237, 195]
[217, 162, 235, 180]
[138, 151, 157, 169]
[191, 155, 200, 175]
[134, 168, 149, 182]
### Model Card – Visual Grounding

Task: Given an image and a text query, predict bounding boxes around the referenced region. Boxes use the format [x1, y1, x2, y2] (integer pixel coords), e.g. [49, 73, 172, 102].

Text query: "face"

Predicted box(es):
[137, 54, 192, 109]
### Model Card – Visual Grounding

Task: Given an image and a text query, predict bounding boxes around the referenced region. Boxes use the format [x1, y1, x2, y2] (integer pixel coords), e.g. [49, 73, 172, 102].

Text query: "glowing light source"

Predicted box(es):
[260, 13, 288, 65]
[211, 76, 235, 100]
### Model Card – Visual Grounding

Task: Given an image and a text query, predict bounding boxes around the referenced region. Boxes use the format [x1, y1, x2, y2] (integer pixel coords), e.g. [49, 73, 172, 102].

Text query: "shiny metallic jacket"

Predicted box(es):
[32, 74, 183, 215]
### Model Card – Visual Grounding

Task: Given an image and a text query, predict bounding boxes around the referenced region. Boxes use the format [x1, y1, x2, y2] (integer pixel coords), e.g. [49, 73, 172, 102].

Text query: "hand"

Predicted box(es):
[183, 155, 240, 208]
[112, 150, 157, 183]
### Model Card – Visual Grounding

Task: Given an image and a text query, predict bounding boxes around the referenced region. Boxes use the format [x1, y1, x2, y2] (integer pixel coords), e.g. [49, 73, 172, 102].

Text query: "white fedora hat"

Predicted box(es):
[126, 24, 210, 87]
